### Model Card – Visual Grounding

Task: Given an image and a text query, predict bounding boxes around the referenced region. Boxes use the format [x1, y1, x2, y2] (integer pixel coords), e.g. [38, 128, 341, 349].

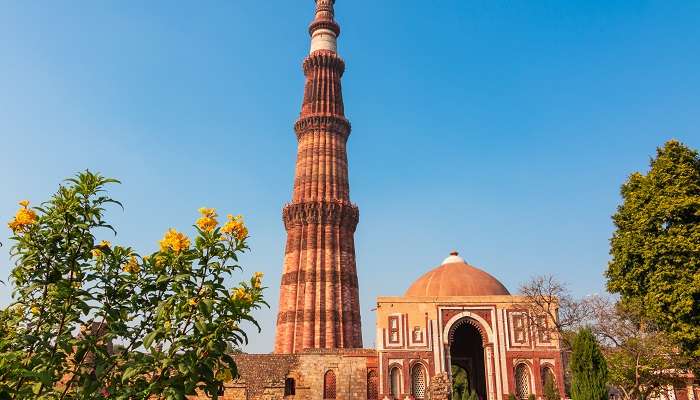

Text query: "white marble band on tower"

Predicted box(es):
[309, 0, 339, 54]
[310, 28, 337, 53]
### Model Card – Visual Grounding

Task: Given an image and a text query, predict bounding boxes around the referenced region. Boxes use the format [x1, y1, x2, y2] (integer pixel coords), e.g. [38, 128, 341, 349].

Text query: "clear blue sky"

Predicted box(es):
[1, 1, 698, 353]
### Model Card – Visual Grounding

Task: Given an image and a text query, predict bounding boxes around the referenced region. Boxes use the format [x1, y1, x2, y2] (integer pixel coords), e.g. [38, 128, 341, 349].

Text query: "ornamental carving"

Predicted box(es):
[280, 269, 359, 288]
[294, 114, 351, 140]
[442, 309, 492, 329]
[314, 0, 335, 15]
[428, 373, 451, 400]
[276, 308, 362, 325]
[447, 317, 489, 345]
[282, 201, 359, 230]
[473, 310, 492, 325]
[303, 51, 346, 76]
[309, 20, 341, 37]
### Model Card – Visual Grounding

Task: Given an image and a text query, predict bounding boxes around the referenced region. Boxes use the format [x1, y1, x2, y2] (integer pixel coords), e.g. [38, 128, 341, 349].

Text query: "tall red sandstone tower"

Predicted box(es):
[274, 0, 362, 353]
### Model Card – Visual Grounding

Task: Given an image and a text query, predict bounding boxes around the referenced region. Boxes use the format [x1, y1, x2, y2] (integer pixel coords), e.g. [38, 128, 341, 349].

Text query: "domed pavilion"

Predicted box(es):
[375, 252, 565, 400]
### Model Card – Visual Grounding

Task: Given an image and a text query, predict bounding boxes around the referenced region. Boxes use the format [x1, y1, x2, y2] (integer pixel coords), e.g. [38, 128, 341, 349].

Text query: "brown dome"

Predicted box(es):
[405, 252, 510, 297]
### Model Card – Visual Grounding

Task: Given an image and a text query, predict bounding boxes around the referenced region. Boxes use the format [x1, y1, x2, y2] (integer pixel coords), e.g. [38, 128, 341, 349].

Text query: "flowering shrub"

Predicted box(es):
[0, 171, 266, 399]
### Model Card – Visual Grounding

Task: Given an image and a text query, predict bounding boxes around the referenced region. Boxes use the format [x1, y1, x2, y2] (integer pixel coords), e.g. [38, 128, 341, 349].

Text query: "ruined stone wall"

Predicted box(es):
[189, 350, 377, 400]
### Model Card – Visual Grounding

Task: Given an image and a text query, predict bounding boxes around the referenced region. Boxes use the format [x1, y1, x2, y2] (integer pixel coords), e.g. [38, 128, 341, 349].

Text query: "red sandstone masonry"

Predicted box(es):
[274, 0, 362, 354]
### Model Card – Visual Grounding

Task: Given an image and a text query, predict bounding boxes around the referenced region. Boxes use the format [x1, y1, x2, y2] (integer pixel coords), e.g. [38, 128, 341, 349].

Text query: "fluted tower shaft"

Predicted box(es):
[274, 0, 363, 353]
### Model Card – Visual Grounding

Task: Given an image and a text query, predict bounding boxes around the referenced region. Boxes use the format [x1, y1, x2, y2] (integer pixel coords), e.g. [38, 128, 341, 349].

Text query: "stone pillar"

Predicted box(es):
[485, 345, 495, 400]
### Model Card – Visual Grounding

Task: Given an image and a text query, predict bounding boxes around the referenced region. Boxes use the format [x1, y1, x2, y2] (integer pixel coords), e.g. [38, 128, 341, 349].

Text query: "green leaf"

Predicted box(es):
[143, 330, 158, 349]
[195, 318, 207, 334]
[122, 367, 139, 383]
[32, 382, 42, 395]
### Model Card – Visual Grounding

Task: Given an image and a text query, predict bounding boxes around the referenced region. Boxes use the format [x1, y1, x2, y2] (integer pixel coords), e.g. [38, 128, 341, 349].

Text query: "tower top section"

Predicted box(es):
[309, 0, 340, 54]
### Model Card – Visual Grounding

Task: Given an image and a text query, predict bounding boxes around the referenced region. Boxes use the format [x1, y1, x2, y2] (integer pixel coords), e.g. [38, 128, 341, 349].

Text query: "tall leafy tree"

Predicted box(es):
[607, 140, 700, 357]
[0, 171, 266, 399]
[570, 329, 608, 400]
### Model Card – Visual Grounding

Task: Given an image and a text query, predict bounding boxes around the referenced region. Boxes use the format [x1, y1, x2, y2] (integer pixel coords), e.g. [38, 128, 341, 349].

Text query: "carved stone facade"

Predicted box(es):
[274, 0, 362, 354]
[375, 296, 567, 400]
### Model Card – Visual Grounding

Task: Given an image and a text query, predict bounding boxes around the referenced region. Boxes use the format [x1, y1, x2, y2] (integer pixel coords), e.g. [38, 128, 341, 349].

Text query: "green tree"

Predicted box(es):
[452, 364, 469, 400]
[543, 369, 560, 400]
[591, 299, 693, 400]
[570, 329, 608, 400]
[0, 171, 266, 399]
[607, 140, 700, 358]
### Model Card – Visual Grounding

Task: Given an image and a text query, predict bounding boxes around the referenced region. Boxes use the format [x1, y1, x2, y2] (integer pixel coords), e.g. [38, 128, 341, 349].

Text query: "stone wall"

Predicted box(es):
[190, 349, 377, 400]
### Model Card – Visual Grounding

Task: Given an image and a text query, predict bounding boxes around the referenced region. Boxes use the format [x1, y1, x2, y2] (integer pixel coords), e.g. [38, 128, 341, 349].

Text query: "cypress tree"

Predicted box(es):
[570, 329, 608, 400]
[543, 371, 560, 400]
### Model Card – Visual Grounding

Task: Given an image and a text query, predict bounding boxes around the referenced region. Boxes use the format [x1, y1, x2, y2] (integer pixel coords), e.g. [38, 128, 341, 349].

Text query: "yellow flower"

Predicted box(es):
[8, 200, 37, 233]
[159, 229, 190, 253]
[31, 306, 40, 315]
[154, 255, 167, 269]
[164, 321, 171, 330]
[198, 207, 215, 217]
[221, 214, 248, 241]
[122, 255, 140, 275]
[196, 207, 219, 232]
[252, 272, 263, 289]
[232, 287, 252, 303]
[188, 298, 198, 306]
[97, 240, 111, 249]
[91, 249, 103, 259]
[232, 287, 245, 301]
[10, 304, 24, 317]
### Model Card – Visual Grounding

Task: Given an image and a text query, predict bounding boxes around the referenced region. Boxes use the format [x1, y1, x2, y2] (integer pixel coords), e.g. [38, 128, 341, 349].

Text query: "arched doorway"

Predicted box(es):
[450, 320, 487, 400]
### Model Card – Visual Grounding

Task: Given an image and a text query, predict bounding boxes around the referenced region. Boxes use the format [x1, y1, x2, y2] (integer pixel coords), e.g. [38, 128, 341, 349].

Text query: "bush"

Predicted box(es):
[0, 171, 266, 399]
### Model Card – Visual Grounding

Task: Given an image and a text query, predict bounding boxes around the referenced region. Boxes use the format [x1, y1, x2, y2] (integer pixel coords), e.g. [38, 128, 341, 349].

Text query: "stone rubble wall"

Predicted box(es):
[189, 350, 377, 400]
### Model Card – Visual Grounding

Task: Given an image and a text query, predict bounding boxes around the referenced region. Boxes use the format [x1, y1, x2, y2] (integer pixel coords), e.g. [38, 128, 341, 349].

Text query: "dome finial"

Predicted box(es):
[442, 251, 465, 265]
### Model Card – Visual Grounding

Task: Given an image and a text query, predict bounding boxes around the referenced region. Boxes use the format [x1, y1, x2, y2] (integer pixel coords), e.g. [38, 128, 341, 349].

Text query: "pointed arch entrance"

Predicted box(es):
[449, 319, 488, 400]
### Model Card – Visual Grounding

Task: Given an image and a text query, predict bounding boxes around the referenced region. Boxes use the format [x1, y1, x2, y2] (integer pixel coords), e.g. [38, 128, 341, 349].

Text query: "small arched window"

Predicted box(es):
[390, 367, 401, 399]
[323, 370, 336, 399]
[411, 364, 427, 399]
[367, 369, 379, 400]
[285, 377, 296, 396]
[515, 364, 531, 400]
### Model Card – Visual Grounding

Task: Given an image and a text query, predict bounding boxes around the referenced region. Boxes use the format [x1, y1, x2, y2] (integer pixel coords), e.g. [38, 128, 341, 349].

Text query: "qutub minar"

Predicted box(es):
[199, 1, 573, 399]
[275, 0, 362, 353]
